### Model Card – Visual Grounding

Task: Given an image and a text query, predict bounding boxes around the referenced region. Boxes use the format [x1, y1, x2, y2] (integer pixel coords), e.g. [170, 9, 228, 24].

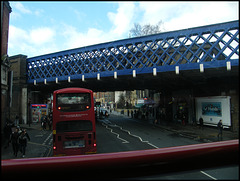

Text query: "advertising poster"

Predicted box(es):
[195, 96, 231, 128]
[202, 102, 222, 116]
[31, 104, 48, 123]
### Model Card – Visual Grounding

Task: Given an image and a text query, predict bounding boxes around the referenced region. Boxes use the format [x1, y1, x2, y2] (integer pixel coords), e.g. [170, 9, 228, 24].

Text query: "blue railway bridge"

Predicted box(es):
[27, 20, 238, 92]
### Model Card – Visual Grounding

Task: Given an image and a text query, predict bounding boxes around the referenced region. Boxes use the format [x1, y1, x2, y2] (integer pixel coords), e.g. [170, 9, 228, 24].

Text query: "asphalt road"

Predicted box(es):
[96, 114, 201, 153]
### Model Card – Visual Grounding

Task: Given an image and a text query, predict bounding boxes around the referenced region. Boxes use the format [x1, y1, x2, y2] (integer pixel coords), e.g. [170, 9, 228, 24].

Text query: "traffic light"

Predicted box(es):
[95, 102, 101, 107]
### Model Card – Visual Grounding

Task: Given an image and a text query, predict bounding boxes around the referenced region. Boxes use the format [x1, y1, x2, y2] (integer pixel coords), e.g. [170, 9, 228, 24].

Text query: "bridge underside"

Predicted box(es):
[29, 64, 238, 94]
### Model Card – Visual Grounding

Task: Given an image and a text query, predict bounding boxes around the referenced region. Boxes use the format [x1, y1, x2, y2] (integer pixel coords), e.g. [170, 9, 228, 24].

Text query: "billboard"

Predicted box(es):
[31, 104, 48, 123]
[195, 96, 231, 128]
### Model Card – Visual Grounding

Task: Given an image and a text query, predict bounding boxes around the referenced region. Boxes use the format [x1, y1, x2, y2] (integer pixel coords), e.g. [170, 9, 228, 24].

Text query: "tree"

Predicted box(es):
[117, 93, 126, 109]
[129, 20, 164, 38]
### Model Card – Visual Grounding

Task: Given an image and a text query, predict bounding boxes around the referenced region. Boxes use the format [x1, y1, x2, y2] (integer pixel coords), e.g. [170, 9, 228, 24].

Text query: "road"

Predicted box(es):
[2, 114, 238, 179]
[96, 114, 201, 153]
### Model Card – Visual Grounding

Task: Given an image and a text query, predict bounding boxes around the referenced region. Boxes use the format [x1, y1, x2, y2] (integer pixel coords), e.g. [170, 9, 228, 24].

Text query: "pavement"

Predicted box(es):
[1, 123, 51, 160]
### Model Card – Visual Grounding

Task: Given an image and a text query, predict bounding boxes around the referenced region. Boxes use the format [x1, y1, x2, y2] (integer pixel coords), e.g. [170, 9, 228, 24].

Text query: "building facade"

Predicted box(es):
[1, 1, 12, 133]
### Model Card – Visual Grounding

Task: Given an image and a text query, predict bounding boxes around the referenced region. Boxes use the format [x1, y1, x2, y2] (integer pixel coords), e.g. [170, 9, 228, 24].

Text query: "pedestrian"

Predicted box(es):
[181, 114, 186, 126]
[146, 111, 149, 121]
[217, 119, 223, 141]
[199, 117, 204, 130]
[41, 116, 47, 130]
[14, 115, 19, 126]
[19, 129, 30, 158]
[47, 115, 52, 130]
[4, 121, 12, 148]
[10, 128, 20, 157]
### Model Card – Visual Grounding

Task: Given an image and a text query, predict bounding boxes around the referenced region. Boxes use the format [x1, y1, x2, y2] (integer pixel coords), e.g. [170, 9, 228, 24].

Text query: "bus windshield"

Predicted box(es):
[56, 120, 93, 133]
[56, 93, 91, 112]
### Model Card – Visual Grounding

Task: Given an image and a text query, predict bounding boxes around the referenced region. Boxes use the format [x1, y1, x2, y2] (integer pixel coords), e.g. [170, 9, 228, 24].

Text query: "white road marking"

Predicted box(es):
[200, 171, 217, 180]
[114, 124, 159, 149]
[103, 120, 159, 148]
[35, 135, 43, 137]
[48, 138, 53, 145]
[102, 123, 129, 143]
[28, 141, 51, 148]
[43, 132, 53, 145]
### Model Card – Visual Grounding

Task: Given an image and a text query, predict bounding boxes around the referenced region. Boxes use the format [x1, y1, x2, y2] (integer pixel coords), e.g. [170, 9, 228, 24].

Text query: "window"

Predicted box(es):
[56, 93, 91, 112]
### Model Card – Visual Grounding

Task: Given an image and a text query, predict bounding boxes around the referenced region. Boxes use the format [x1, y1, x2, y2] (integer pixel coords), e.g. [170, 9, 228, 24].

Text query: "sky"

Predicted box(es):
[8, 1, 239, 58]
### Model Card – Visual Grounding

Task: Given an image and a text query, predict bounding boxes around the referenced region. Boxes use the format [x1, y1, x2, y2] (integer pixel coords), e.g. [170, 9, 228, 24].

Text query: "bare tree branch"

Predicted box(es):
[129, 20, 164, 38]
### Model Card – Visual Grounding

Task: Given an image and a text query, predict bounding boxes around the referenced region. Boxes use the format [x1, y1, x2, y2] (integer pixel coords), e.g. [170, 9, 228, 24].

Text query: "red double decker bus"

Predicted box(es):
[52, 88, 97, 156]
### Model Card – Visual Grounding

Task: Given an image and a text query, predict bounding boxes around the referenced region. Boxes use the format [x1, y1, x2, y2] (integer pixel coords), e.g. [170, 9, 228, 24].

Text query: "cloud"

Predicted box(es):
[60, 2, 138, 51]
[8, 2, 137, 57]
[8, 25, 57, 57]
[11, 2, 32, 14]
[139, 1, 239, 31]
[30, 27, 55, 45]
[60, 24, 107, 50]
[108, 2, 136, 36]
[10, 1, 44, 19]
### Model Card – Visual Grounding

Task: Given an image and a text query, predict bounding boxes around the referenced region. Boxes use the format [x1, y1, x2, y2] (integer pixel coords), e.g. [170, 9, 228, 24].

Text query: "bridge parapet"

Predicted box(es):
[27, 20, 239, 84]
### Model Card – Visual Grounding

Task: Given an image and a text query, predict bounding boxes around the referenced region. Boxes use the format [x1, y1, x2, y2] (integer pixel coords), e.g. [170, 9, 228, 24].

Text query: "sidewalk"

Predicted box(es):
[111, 111, 239, 143]
[1, 123, 50, 160]
[19, 122, 42, 130]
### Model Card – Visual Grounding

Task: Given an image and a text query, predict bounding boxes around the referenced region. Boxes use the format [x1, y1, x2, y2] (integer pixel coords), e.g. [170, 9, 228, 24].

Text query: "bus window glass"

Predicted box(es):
[56, 120, 92, 133]
[56, 93, 91, 112]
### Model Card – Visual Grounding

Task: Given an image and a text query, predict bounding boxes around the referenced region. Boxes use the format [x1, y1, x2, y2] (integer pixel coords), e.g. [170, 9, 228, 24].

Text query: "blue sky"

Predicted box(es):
[8, 1, 239, 58]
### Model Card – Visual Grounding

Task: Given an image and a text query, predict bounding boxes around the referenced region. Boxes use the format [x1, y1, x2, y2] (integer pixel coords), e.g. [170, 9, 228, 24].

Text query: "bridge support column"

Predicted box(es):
[9, 54, 28, 124]
[21, 88, 28, 124]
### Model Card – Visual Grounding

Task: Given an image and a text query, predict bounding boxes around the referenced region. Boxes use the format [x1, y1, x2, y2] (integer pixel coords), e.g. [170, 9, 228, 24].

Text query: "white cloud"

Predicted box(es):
[8, 25, 57, 57]
[60, 24, 107, 50]
[60, 2, 138, 51]
[29, 27, 55, 45]
[12, 2, 32, 14]
[139, 1, 239, 32]
[10, 2, 44, 19]
[108, 2, 136, 36]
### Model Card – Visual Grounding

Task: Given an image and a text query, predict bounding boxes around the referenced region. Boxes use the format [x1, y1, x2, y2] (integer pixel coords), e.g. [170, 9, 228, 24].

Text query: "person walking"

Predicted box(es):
[14, 115, 19, 126]
[10, 128, 20, 157]
[217, 119, 223, 141]
[47, 114, 52, 130]
[18, 129, 30, 158]
[199, 117, 204, 130]
[4, 121, 12, 148]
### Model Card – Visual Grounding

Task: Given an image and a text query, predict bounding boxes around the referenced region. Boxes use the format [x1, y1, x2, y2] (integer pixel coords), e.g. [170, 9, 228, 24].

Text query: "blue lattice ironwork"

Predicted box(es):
[27, 20, 239, 84]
